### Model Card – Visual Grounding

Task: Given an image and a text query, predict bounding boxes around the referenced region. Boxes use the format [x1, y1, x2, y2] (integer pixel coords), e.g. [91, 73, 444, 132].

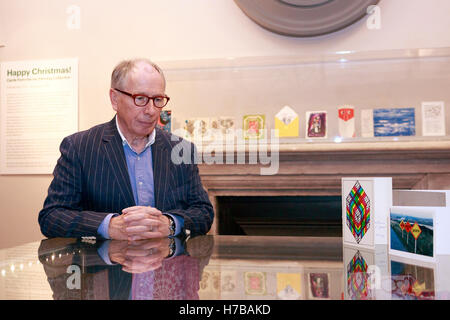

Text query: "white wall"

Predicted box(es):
[1, 0, 450, 248]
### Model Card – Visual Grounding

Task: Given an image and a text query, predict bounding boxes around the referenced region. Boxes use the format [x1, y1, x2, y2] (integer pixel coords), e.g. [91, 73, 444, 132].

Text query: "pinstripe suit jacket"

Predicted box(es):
[39, 117, 214, 238]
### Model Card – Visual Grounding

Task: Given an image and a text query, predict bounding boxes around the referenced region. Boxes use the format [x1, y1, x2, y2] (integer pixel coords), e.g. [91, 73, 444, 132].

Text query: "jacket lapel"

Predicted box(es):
[152, 129, 171, 210]
[102, 117, 135, 207]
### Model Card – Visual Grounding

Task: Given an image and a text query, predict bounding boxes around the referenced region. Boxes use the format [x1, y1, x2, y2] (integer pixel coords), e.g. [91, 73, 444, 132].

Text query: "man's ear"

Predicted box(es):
[110, 88, 118, 111]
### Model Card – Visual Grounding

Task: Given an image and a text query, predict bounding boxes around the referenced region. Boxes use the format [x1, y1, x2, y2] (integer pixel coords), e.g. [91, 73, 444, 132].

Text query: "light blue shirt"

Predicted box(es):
[97, 119, 183, 239]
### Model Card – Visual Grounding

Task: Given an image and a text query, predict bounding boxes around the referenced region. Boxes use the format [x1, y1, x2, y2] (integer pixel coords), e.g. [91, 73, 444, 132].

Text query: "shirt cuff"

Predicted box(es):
[165, 236, 185, 260]
[164, 213, 184, 237]
[97, 240, 115, 265]
[97, 213, 116, 239]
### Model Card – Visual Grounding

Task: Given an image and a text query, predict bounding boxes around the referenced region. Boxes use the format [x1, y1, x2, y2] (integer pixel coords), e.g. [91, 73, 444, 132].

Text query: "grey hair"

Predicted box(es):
[110, 58, 166, 89]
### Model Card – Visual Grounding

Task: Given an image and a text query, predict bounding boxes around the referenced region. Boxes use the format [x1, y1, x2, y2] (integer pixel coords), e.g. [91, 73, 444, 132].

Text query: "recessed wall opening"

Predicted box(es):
[216, 196, 342, 237]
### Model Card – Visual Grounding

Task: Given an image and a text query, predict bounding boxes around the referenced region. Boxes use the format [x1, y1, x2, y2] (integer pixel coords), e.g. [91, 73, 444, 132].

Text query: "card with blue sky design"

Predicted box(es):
[373, 108, 415, 137]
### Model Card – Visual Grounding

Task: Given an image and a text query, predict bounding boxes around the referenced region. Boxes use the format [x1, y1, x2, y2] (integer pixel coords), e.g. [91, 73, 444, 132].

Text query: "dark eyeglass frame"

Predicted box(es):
[113, 88, 170, 108]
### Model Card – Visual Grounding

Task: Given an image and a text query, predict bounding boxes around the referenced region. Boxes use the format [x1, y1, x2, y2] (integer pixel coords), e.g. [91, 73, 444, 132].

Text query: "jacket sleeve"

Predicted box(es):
[38, 136, 110, 238]
[164, 141, 214, 236]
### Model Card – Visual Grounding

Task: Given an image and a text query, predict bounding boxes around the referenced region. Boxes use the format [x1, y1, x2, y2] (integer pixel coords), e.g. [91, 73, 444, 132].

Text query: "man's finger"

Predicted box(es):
[122, 206, 162, 216]
[125, 217, 161, 227]
[128, 231, 164, 241]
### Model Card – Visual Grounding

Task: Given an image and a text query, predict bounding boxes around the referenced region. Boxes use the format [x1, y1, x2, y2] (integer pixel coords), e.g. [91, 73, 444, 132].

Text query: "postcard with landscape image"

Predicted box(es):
[390, 210, 434, 258]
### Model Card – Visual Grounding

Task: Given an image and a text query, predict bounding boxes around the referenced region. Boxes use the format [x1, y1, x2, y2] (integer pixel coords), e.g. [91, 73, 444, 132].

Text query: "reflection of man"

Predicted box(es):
[38, 235, 214, 300]
[39, 59, 214, 240]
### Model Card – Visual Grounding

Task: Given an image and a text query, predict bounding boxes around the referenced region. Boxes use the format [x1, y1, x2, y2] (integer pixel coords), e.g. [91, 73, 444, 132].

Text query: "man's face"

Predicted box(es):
[110, 63, 165, 141]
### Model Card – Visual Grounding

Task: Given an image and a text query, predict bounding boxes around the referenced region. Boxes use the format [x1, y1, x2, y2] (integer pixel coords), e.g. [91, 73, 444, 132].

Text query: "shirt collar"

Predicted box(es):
[115, 116, 156, 152]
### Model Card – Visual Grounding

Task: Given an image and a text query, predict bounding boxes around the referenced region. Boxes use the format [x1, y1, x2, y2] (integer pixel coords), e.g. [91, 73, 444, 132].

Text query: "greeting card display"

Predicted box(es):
[342, 177, 392, 249]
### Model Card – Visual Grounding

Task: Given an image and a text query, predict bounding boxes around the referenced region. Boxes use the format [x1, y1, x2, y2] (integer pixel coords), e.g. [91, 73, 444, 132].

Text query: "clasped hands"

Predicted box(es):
[108, 238, 171, 274]
[109, 206, 171, 241]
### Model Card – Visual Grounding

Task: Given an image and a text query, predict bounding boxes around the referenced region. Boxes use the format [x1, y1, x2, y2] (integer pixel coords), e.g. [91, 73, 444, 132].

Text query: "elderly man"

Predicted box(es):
[39, 59, 214, 240]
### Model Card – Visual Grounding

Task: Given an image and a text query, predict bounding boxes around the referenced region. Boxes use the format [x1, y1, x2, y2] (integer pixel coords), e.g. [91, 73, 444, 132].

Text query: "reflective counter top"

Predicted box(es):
[0, 235, 448, 300]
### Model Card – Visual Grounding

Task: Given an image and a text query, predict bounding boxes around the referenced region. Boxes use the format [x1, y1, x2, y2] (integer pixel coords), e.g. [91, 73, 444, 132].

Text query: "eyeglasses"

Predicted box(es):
[114, 88, 170, 108]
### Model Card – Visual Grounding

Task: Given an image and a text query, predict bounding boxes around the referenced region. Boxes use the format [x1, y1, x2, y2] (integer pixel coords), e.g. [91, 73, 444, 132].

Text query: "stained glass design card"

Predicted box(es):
[344, 245, 390, 300]
[343, 246, 376, 300]
[342, 177, 392, 249]
[306, 111, 327, 138]
[373, 108, 415, 137]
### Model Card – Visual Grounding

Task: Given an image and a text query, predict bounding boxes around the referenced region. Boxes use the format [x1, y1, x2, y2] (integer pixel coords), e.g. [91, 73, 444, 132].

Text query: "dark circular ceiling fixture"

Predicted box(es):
[234, 0, 381, 37]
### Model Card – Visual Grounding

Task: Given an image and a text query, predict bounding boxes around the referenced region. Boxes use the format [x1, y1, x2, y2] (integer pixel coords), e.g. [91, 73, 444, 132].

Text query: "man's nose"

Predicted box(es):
[143, 100, 158, 114]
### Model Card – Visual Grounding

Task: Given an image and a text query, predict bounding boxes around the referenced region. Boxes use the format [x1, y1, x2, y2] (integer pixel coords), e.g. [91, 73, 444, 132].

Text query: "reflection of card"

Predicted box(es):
[199, 270, 221, 293]
[390, 259, 435, 300]
[243, 115, 265, 140]
[345, 249, 374, 300]
[244, 272, 266, 295]
[276, 273, 301, 300]
[306, 111, 327, 138]
[308, 273, 330, 299]
[275, 106, 299, 137]
[221, 271, 237, 293]
[422, 101, 445, 136]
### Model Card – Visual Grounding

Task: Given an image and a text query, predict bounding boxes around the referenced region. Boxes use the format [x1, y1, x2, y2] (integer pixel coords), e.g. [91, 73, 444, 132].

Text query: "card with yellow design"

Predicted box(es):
[275, 106, 299, 137]
[276, 273, 302, 299]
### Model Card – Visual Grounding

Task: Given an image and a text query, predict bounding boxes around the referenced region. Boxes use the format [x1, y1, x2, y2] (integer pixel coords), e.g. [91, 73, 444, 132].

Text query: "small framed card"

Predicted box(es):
[421, 101, 445, 136]
[306, 111, 327, 138]
[243, 114, 265, 140]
